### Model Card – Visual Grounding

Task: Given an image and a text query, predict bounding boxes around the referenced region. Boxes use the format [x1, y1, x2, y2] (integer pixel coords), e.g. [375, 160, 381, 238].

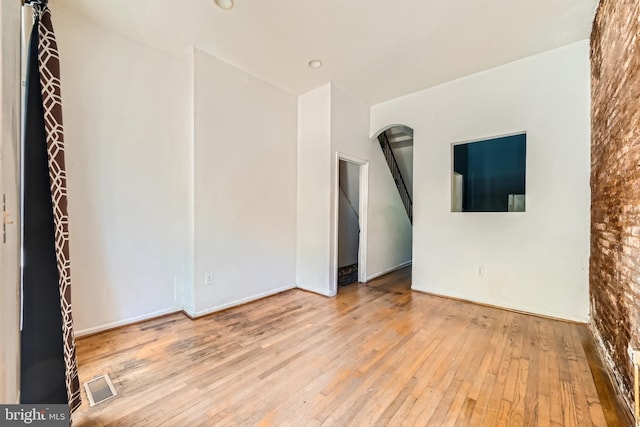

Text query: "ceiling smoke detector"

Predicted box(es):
[214, 0, 234, 10]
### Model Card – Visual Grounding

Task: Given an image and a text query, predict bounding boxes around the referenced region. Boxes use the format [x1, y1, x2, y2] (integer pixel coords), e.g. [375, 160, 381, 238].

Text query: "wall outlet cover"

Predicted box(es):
[204, 272, 214, 286]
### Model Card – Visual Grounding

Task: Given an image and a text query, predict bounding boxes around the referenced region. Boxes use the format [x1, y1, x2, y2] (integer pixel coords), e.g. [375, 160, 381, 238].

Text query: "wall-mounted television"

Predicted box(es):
[452, 133, 526, 213]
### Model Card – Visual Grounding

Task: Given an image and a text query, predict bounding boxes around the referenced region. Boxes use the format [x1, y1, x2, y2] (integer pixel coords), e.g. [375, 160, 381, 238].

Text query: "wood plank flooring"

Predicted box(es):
[72, 267, 625, 426]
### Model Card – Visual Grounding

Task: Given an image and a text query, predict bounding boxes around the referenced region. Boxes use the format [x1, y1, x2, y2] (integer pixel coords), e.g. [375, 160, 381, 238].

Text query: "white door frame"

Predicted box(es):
[1, 0, 23, 404]
[331, 152, 368, 295]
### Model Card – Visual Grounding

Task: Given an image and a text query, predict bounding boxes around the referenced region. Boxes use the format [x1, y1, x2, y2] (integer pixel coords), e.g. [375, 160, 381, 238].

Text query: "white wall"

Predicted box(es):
[45, 8, 298, 331]
[54, 6, 190, 334]
[296, 84, 332, 294]
[371, 40, 591, 322]
[192, 49, 297, 316]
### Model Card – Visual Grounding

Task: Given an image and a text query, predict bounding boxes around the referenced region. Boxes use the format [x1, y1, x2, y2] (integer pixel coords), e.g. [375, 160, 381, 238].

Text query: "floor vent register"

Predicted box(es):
[84, 374, 118, 407]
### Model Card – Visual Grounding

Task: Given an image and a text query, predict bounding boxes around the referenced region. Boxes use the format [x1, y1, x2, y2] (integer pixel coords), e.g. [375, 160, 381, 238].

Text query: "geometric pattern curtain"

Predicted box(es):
[21, 1, 81, 413]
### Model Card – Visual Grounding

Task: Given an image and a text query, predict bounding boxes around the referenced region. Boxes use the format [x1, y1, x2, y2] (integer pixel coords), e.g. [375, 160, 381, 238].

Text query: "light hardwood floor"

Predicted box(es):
[72, 267, 626, 426]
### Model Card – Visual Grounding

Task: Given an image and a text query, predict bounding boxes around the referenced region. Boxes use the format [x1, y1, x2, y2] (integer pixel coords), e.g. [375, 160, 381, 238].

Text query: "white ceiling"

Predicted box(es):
[50, 0, 599, 104]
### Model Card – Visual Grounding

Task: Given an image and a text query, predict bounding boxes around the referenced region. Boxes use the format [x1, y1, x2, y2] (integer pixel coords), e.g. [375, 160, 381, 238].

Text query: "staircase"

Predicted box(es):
[378, 130, 413, 224]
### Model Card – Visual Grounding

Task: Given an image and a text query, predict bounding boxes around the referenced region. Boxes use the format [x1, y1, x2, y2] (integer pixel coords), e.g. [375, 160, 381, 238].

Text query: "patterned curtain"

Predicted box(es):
[21, 2, 81, 413]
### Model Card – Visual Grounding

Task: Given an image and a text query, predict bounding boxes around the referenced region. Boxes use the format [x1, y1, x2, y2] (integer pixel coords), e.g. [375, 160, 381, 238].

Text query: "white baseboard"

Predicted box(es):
[76, 286, 298, 335]
[413, 285, 588, 323]
[296, 284, 334, 297]
[183, 285, 296, 319]
[75, 306, 182, 338]
[366, 260, 412, 282]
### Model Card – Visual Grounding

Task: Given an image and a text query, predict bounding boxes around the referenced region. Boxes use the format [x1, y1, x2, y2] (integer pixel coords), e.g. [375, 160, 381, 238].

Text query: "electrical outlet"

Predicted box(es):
[476, 265, 485, 277]
[204, 272, 214, 286]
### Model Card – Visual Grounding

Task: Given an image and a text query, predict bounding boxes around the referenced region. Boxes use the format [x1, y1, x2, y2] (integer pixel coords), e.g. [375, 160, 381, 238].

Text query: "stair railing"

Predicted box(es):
[377, 131, 412, 224]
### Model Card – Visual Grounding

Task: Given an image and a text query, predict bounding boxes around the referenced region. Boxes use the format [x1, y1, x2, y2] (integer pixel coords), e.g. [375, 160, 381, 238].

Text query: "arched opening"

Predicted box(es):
[372, 125, 413, 223]
[370, 124, 414, 291]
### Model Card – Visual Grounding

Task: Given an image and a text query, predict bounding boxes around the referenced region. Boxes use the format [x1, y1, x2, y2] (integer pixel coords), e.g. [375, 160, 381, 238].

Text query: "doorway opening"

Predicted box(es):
[370, 124, 414, 287]
[332, 153, 368, 295]
[337, 159, 360, 286]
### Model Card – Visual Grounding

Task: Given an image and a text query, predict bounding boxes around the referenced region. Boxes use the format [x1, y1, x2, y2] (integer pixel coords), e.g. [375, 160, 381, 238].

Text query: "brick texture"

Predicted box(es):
[590, 0, 640, 413]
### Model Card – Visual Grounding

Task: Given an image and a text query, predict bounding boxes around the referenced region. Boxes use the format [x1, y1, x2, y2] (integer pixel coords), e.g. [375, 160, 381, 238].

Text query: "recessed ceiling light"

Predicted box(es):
[308, 59, 323, 69]
[214, 0, 234, 10]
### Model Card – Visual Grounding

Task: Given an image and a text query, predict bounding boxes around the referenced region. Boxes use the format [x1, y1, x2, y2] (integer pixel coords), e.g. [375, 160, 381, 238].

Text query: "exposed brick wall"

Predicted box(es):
[590, 0, 640, 414]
